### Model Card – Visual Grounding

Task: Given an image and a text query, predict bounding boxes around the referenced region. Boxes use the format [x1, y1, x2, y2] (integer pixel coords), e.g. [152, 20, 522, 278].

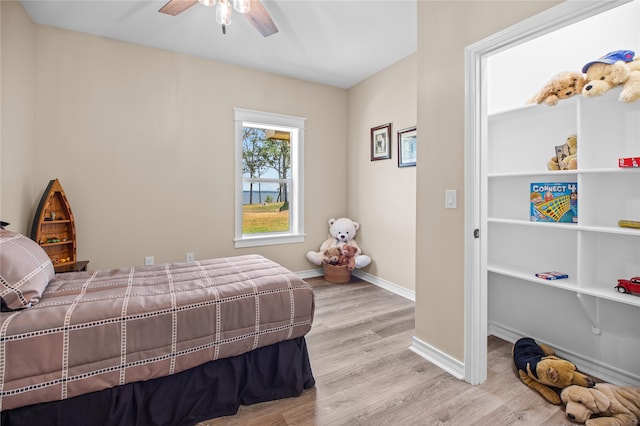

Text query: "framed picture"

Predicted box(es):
[397, 126, 417, 167]
[370, 123, 392, 161]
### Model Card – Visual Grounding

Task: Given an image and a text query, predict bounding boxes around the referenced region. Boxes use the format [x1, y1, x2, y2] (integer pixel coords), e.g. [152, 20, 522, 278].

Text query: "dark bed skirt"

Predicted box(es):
[1, 337, 315, 426]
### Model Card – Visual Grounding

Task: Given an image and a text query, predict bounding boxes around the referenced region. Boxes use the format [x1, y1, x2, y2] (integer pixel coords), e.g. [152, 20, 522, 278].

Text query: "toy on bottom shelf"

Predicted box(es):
[615, 277, 640, 296]
[582, 50, 640, 103]
[306, 217, 371, 269]
[530, 182, 578, 223]
[536, 271, 569, 280]
[561, 383, 640, 426]
[548, 134, 577, 171]
[527, 71, 586, 106]
[512, 337, 595, 405]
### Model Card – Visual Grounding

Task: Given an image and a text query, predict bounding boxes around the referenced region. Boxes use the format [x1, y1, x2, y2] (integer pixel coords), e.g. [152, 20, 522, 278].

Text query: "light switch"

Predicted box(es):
[445, 189, 457, 209]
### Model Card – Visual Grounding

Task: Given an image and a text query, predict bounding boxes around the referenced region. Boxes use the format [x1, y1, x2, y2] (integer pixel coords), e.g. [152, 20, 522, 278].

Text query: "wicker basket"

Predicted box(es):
[323, 264, 352, 284]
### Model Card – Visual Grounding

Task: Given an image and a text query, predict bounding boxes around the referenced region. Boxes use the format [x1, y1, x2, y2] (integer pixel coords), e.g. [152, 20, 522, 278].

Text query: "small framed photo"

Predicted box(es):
[397, 126, 417, 167]
[371, 123, 392, 161]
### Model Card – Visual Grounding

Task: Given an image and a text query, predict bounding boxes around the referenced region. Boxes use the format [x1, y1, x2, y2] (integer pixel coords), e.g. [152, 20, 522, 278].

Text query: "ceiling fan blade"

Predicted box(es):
[159, 0, 199, 16]
[246, 0, 278, 37]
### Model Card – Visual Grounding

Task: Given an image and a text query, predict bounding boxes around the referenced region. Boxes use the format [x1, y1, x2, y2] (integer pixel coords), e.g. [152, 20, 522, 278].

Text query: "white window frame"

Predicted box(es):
[233, 108, 306, 248]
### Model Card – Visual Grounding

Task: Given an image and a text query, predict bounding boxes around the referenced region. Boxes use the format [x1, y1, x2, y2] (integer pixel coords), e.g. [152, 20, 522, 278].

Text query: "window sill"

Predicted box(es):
[234, 233, 305, 248]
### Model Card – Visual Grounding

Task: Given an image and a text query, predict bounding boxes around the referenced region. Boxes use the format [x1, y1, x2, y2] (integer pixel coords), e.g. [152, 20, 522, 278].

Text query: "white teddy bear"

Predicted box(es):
[306, 217, 371, 269]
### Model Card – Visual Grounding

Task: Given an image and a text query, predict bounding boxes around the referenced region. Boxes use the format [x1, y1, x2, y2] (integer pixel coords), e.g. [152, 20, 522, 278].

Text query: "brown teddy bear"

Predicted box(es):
[513, 337, 595, 405]
[338, 245, 358, 271]
[548, 134, 577, 171]
[582, 50, 640, 103]
[528, 71, 586, 106]
[561, 383, 640, 426]
[322, 247, 341, 265]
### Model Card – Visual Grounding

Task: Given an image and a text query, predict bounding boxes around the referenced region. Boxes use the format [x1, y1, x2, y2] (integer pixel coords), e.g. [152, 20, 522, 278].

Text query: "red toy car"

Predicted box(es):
[615, 277, 640, 295]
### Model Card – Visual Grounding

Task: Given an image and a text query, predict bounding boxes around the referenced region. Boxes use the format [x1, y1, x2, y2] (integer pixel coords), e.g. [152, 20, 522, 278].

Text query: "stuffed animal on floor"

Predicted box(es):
[322, 247, 341, 265]
[582, 50, 640, 103]
[512, 337, 595, 405]
[338, 245, 358, 271]
[306, 217, 371, 269]
[528, 71, 586, 106]
[562, 383, 640, 426]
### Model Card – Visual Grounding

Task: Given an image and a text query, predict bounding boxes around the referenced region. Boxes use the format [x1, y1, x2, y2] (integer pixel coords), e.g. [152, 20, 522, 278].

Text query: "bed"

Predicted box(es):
[0, 229, 315, 425]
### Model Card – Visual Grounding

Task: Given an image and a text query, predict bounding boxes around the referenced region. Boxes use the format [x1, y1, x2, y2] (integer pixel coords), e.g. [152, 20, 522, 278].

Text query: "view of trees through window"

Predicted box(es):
[242, 126, 291, 234]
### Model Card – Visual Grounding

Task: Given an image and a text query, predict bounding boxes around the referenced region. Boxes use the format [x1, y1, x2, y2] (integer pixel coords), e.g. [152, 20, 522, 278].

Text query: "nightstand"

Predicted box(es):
[54, 260, 89, 274]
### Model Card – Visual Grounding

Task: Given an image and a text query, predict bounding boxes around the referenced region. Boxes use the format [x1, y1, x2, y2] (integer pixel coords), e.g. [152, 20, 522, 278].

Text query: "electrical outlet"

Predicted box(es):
[144, 256, 154, 265]
[186, 252, 195, 262]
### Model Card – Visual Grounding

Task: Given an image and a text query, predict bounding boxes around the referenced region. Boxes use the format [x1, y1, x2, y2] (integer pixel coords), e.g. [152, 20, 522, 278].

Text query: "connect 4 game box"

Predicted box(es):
[530, 182, 578, 223]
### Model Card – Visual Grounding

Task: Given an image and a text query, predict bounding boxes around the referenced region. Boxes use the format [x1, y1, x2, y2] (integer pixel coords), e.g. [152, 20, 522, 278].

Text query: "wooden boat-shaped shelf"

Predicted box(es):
[30, 179, 77, 271]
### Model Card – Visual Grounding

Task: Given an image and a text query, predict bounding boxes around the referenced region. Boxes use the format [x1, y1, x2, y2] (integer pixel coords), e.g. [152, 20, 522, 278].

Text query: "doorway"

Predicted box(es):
[464, 0, 636, 384]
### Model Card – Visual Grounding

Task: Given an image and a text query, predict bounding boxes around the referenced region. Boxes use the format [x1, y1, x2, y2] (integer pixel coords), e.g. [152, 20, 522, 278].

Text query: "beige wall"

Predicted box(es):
[415, 1, 561, 362]
[1, 1, 36, 235]
[2, 1, 349, 272]
[347, 54, 417, 292]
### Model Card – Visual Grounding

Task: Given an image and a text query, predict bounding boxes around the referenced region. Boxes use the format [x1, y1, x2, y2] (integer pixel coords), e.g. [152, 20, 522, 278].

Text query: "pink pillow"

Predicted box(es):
[0, 229, 54, 309]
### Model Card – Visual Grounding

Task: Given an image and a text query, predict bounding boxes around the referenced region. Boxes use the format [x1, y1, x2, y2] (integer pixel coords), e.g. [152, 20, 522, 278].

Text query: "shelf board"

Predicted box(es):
[580, 167, 640, 174]
[488, 264, 640, 308]
[488, 170, 578, 178]
[578, 224, 640, 236]
[488, 218, 640, 236]
[41, 240, 73, 247]
[488, 217, 578, 230]
[488, 168, 640, 178]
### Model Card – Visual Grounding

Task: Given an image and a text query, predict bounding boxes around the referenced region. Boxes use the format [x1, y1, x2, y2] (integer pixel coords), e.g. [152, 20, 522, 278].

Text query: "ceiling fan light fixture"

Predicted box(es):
[232, 0, 250, 14]
[216, 0, 232, 25]
[198, 0, 216, 7]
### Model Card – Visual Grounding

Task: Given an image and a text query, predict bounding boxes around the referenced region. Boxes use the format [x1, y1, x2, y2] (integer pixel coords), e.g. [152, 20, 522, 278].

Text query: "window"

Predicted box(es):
[234, 108, 305, 248]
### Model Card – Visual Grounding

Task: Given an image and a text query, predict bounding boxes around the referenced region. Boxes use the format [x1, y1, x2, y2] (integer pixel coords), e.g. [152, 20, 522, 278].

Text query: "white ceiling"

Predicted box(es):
[19, 0, 417, 89]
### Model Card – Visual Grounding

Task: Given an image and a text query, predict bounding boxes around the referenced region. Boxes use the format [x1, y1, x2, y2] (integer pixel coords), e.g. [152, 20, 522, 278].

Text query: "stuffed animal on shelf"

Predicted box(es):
[512, 337, 595, 405]
[528, 71, 586, 106]
[338, 245, 358, 271]
[322, 247, 341, 265]
[562, 383, 640, 426]
[306, 217, 371, 269]
[582, 50, 640, 103]
[548, 134, 578, 171]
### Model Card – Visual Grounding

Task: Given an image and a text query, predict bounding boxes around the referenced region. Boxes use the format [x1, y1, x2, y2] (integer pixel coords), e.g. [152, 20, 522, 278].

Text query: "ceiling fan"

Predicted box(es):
[159, 0, 278, 37]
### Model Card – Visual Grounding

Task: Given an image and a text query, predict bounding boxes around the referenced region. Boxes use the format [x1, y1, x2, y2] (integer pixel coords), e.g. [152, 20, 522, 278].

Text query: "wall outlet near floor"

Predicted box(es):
[144, 256, 154, 266]
[186, 252, 195, 262]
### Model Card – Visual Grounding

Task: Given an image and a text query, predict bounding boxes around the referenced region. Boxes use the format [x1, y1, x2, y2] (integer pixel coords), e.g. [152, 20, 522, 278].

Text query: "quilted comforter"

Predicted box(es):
[0, 255, 314, 411]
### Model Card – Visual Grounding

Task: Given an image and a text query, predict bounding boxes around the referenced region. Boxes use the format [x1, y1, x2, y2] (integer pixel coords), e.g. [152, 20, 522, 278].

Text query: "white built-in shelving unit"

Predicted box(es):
[486, 87, 640, 386]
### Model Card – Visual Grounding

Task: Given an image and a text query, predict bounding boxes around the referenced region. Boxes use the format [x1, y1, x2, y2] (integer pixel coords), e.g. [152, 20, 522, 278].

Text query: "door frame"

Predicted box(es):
[463, 0, 631, 385]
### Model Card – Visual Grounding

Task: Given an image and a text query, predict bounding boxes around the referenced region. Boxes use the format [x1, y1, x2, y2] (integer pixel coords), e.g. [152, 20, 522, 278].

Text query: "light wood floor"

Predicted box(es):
[200, 277, 574, 425]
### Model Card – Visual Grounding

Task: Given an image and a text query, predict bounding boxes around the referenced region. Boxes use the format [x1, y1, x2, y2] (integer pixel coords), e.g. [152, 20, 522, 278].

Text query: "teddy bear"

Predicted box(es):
[306, 217, 371, 269]
[548, 134, 577, 171]
[582, 50, 640, 103]
[322, 247, 341, 265]
[338, 245, 358, 271]
[512, 337, 595, 405]
[528, 71, 586, 106]
[562, 383, 640, 426]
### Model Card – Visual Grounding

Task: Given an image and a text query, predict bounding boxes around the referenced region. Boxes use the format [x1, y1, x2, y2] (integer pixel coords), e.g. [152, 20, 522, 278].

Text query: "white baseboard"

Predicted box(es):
[296, 268, 415, 302]
[409, 336, 465, 380]
[296, 268, 324, 279]
[489, 321, 640, 387]
[352, 269, 415, 301]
